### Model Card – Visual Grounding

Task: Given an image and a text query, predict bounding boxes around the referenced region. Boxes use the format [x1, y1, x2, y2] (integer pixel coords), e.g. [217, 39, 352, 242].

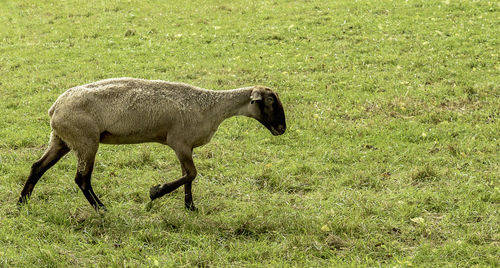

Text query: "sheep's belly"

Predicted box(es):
[99, 131, 165, 144]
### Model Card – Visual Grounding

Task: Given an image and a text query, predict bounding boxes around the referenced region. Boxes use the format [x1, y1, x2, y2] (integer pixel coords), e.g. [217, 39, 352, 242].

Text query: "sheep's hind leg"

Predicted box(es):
[74, 164, 106, 211]
[150, 147, 197, 210]
[18, 133, 70, 205]
[74, 145, 106, 211]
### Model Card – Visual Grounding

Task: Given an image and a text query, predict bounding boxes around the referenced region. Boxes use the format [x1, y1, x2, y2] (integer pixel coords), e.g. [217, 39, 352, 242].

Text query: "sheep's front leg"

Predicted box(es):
[150, 147, 197, 210]
[183, 169, 196, 211]
[178, 162, 196, 210]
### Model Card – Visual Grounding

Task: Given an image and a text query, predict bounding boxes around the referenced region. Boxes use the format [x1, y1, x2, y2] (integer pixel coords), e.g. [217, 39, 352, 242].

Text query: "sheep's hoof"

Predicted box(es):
[185, 203, 197, 212]
[17, 196, 28, 210]
[150, 184, 162, 200]
[17, 196, 27, 205]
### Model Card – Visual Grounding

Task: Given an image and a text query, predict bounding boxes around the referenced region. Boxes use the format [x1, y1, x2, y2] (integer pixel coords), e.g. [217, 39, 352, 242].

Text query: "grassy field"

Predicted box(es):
[1, 0, 498, 266]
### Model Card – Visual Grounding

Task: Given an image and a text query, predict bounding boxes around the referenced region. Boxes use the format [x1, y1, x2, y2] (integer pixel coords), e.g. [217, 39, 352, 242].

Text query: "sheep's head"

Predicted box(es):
[250, 86, 286, 136]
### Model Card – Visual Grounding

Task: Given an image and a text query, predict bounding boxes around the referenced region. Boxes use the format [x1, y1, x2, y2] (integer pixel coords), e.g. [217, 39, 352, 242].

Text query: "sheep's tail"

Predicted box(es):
[48, 102, 57, 117]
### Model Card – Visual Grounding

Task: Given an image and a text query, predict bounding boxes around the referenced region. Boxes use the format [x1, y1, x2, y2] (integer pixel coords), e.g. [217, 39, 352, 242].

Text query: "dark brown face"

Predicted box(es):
[253, 88, 286, 136]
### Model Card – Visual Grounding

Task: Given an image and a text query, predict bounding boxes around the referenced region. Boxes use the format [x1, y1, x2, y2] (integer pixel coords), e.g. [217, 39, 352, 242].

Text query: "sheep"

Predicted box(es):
[18, 78, 286, 211]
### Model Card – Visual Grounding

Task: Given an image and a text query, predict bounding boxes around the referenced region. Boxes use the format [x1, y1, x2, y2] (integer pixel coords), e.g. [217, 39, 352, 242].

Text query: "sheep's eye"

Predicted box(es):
[265, 97, 274, 105]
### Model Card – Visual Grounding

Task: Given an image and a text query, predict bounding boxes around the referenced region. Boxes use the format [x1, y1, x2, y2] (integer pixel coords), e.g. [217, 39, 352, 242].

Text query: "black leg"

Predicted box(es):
[18, 134, 70, 205]
[74, 163, 106, 211]
[184, 181, 196, 211]
[73, 137, 106, 212]
[182, 166, 196, 211]
[150, 146, 197, 209]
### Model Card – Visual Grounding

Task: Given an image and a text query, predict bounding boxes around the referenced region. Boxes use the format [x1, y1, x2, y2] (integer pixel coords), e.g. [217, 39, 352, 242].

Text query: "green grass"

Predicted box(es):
[1, 0, 499, 266]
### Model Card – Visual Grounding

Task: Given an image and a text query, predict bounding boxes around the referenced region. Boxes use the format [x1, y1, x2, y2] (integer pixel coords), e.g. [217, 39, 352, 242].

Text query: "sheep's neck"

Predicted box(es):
[208, 88, 252, 124]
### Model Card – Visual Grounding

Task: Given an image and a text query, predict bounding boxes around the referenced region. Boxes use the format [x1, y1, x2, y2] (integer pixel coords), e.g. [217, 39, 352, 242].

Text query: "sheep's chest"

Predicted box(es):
[190, 123, 219, 148]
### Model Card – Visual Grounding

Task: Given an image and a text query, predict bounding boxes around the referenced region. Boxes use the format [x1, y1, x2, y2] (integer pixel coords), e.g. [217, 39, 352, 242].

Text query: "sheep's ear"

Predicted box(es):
[250, 89, 262, 104]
